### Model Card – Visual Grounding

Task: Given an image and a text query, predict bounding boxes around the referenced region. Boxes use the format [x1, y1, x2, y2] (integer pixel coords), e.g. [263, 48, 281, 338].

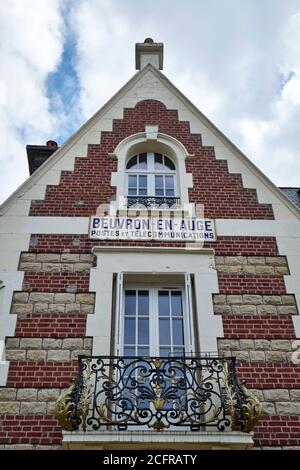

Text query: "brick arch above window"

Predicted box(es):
[110, 129, 194, 213]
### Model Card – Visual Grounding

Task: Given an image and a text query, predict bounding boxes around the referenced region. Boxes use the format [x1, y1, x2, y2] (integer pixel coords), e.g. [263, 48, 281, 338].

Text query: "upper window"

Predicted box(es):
[126, 152, 178, 207]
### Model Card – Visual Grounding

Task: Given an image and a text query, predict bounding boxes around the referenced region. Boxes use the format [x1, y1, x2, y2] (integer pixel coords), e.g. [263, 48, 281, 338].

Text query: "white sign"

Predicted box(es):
[89, 216, 216, 241]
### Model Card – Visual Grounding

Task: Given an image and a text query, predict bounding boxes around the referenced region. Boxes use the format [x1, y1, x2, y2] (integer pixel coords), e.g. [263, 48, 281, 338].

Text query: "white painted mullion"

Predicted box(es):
[184, 273, 194, 355]
[115, 272, 124, 356]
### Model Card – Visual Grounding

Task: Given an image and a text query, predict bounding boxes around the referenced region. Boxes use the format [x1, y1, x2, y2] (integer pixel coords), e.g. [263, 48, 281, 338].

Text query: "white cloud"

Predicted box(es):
[1, 0, 300, 204]
[0, 0, 65, 203]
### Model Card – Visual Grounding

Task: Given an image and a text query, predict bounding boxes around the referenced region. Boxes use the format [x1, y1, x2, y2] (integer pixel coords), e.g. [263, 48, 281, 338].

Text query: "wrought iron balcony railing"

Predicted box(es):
[55, 355, 262, 433]
[127, 196, 181, 208]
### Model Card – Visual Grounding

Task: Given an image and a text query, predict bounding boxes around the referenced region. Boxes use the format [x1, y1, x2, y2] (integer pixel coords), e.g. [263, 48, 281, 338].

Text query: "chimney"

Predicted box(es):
[26, 140, 59, 175]
[135, 38, 164, 70]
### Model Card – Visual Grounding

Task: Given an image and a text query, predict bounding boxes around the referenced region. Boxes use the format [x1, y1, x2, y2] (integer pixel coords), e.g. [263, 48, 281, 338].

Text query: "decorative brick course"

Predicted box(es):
[29, 100, 273, 220]
[222, 317, 296, 339]
[15, 314, 87, 337]
[236, 364, 300, 389]
[6, 362, 79, 388]
[253, 416, 300, 446]
[218, 275, 286, 295]
[0, 415, 62, 445]
[22, 272, 90, 292]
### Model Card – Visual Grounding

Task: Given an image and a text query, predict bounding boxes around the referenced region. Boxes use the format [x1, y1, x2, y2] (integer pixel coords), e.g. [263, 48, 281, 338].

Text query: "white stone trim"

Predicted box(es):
[62, 430, 254, 450]
[88, 247, 221, 356]
[110, 131, 193, 212]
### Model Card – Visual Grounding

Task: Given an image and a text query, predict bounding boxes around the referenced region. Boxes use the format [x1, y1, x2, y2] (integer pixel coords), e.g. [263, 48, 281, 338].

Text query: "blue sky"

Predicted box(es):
[1, 0, 300, 203]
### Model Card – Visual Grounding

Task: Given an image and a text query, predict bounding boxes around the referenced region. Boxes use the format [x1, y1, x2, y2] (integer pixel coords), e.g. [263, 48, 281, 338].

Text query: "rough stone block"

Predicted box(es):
[254, 340, 271, 350]
[11, 303, 33, 315]
[74, 263, 91, 272]
[26, 350, 47, 361]
[42, 263, 61, 272]
[34, 303, 49, 314]
[13, 292, 29, 303]
[20, 338, 42, 349]
[0, 402, 20, 414]
[62, 339, 83, 350]
[38, 389, 60, 401]
[0, 389, 17, 400]
[61, 254, 80, 262]
[17, 389, 37, 401]
[265, 351, 287, 362]
[43, 339, 62, 349]
[65, 303, 81, 314]
[227, 295, 243, 304]
[213, 305, 232, 315]
[249, 351, 265, 362]
[264, 390, 290, 401]
[20, 402, 47, 415]
[213, 295, 226, 304]
[76, 293, 95, 304]
[243, 294, 262, 305]
[240, 340, 255, 350]
[54, 293, 75, 304]
[47, 350, 70, 361]
[48, 304, 65, 314]
[29, 293, 54, 303]
[257, 305, 277, 316]
[6, 338, 20, 348]
[276, 402, 300, 415]
[5, 350, 26, 360]
[36, 254, 61, 262]
[271, 340, 292, 352]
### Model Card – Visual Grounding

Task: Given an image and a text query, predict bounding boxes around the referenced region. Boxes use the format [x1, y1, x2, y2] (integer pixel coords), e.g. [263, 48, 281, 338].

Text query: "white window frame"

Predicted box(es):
[114, 276, 194, 357]
[126, 152, 177, 198]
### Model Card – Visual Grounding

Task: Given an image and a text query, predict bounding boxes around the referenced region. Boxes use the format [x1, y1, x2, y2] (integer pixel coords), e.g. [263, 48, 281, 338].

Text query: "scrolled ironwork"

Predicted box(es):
[55, 355, 262, 433]
[127, 196, 181, 209]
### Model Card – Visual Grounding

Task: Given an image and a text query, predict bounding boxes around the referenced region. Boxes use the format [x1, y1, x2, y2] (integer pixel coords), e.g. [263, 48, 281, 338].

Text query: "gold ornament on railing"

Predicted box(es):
[240, 382, 262, 433]
[55, 381, 77, 431]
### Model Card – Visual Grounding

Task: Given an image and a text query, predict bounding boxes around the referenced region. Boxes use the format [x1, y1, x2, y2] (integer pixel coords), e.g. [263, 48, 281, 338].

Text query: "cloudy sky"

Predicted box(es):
[1, 0, 300, 204]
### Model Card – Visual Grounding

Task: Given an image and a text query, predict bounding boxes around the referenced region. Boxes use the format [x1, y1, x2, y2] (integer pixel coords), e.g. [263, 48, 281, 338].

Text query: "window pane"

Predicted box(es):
[138, 291, 149, 315]
[165, 176, 174, 196]
[124, 318, 135, 344]
[159, 319, 170, 345]
[139, 153, 147, 169]
[164, 156, 175, 171]
[138, 175, 147, 195]
[125, 290, 136, 315]
[155, 175, 164, 189]
[126, 155, 138, 169]
[154, 153, 163, 170]
[138, 347, 149, 357]
[124, 347, 135, 357]
[173, 347, 185, 357]
[160, 347, 172, 357]
[158, 291, 169, 316]
[128, 175, 137, 192]
[171, 291, 182, 316]
[173, 319, 184, 345]
[138, 319, 149, 344]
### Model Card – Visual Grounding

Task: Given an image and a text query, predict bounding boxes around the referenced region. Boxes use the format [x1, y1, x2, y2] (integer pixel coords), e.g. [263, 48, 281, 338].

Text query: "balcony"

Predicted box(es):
[127, 196, 181, 209]
[56, 356, 261, 446]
